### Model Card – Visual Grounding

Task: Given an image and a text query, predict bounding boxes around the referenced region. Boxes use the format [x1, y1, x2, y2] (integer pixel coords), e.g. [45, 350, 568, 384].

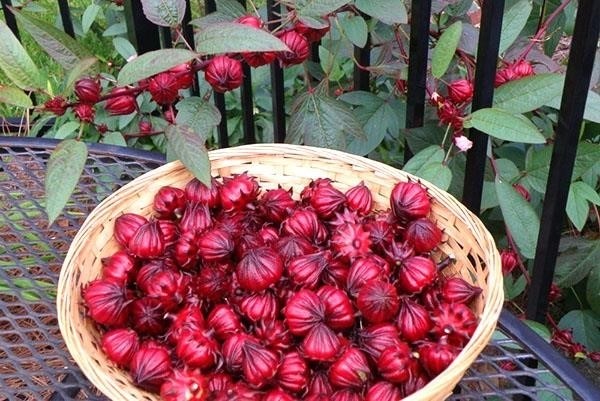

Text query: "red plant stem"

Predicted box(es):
[123, 131, 165, 138]
[505, 230, 532, 285]
[518, 0, 572, 60]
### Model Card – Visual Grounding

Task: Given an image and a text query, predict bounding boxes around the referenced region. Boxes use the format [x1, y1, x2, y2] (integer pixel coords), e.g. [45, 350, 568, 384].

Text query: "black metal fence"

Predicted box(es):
[1, 0, 599, 338]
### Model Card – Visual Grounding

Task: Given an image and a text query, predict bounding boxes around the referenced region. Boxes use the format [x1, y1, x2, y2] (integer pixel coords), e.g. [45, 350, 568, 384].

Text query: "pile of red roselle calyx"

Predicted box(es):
[83, 174, 483, 401]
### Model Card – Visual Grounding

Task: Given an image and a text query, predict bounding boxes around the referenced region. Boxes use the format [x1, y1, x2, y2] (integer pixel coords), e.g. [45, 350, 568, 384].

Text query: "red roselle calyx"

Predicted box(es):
[418, 340, 459, 377]
[447, 79, 473, 104]
[284, 289, 325, 335]
[101, 250, 136, 284]
[197, 228, 234, 262]
[222, 334, 249, 372]
[44, 96, 67, 116]
[179, 203, 212, 235]
[431, 303, 478, 346]
[366, 381, 402, 401]
[130, 342, 173, 391]
[288, 251, 330, 289]
[377, 342, 414, 383]
[131, 297, 167, 336]
[357, 280, 400, 324]
[359, 323, 403, 360]
[148, 72, 179, 105]
[142, 269, 188, 311]
[308, 371, 333, 397]
[158, 220, 178, 246]
[101, 328, 139, 366]
[347, 256, 387, 297]
[329, 347, 371, 389]
[404, 218, 442, 253]
[294, 20, 330, 43]
[283, 209, 328, 244]
[397, 256, 437, 294]
[390, 181, 431, 221]
[331, 389, 362, 401]
[440, 277, 482, 304]
[74, 77, 101, 103]
[255, 319, 292, 351]
[219, 173, 260, 211]
[259, 188, 296, 223]
[105, 87, 137, 115]
[74, 103, 95, 123]
[160, 369, 207, 401]
[174, 231, 199, 270]
[205, 55, 243, 93]
[128, 220, 165, 259]
[83, 279, 130, 327]
[276, 236, 315, 263]
[240, 291, 278, 322]
[263, 389, 296, 401]
[345, 182, 373, 215]
[397, 297, 432, 342]
[176, 330, 219, 369]
[331, 223, 372, 261]
[166, 305, 205, 345]
[207, 304, 242, 340]
[241, 340, 279, 388]
[114, 213, 148, 248]
[154, 186, 186, 219]
[302, 323, 341, 362]
[277, 30, 310, 66]
[277, 351, 308, 393]
[310, 182, 346, 218]
[169, 63, 194, 89]
[195, 265, 230, 301]
[185, 178, 220, 208]
[500, 248, 519, 275]
[236, 247, 283, 292]
[317, 285, 355, 330]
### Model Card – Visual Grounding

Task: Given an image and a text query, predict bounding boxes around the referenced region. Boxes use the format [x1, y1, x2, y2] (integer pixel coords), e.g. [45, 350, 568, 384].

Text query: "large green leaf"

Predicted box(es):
[141, 0, 186, 27]
[558, 310, 600, 351]
[524, 145, 552, 193]
[431, 21, 462, 78]
[404, 146, 452, 190]
[338, 13, 368, 48]
[555, 239, 600, 288]
[63, 57, 98, 94]
[495, 177, 540, 259]
[165, 124, 211, 186]
[587, 266, 600, 315]
[498, 0, 533, 53]
[287, 90, 365, 151]
[566, 181, 600, 231]
[82, 3, 101, 34]
[0, 21, 44, 90]
[355, 0, 407, 25]
[0, 86, 33, 108]
[175, 97, 221, 136]
[215, 0, 246, 17]
[296, 0, 351, 18]
[196, 23, 289, 55]
[117, 49, 197, 86]
[12, 9, 93, 70]
[45, 140, 88, 224]
[493, 74, 564, 113]
[546, 89, 600, 124]
[464, 108, 546, 144]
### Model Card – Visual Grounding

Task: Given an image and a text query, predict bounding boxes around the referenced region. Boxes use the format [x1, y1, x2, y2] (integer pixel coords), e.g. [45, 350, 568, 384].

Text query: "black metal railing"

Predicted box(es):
[1, 1, 600, 398]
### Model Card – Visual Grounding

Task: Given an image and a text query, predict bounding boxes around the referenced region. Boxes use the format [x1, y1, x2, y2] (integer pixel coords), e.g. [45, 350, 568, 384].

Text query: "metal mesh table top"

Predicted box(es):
[0, 139, 589, 401]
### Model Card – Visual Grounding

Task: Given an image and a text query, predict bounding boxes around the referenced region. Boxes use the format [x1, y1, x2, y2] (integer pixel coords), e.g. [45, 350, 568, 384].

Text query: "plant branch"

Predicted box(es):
[518, 0, 571, 60]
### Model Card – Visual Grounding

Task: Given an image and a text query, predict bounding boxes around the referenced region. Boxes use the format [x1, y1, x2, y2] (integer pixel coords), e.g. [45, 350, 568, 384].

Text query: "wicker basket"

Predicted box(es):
[58, 144, 503, 401]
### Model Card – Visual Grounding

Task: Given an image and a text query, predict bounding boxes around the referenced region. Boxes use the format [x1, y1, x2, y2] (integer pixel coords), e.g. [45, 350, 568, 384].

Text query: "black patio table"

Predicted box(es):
[0, 137, 598, 401]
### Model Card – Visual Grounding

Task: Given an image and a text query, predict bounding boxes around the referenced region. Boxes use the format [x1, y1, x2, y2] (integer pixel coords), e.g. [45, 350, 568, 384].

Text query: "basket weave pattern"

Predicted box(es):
[58, 144, 503, 401]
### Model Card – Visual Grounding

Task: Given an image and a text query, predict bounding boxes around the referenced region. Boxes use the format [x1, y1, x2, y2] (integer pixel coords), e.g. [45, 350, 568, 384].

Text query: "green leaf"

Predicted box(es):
[112, 37, 137, 61]
[573, 142, 600, 180]
[523, 320, 552, 342]
[101, 132, 127, 147]
[54, 121, 80, 139]
[0, 20, 44, 90]
[165, 124, 211, 186]
[215, 0, 246, 17]
[175, 97, 221, 135]
[354, 0, 408, 25]
[287, 90, 365, 151]
[12, 9, 93, 70]
[493, 74, 564, 113]
[495, 177, 540, 259]
[196, 23, 289, 55]
[339, 13, 368, 48]
[499, 0, 533, 53]
[0, 86, 32, 108]
[587, 266, 600, 315]
[537, 371, 573, 401]
[403, 146, 452, 190]
[296, 0, 351, 18]
[63, 57, 98, 94]
[566, 181, 600, 231]
[117, 49, 197, 86]
[45, 140, 88, 224]
[555, 238, 600, 288]
[558, 310, 600, 351]
[82, 3, 101, 34]
[465, 108, 546, 144]
[504, 274, 527, 300]
[431, 21, 462, 78]
[524, 145, 552, 193]
[141, 0, 186, 27]
[546, 89, 600, 124]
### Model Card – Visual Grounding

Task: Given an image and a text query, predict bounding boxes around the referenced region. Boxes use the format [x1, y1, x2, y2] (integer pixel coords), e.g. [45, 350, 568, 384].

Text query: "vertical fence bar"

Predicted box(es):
[1, 0, 20, 40]
[124, 0, 161, 54]
[182, 0, 200, 96]
[204, 0, 229, 147]
[160, 26, 173, 48]
[238, 0, 256, 144]
[267, 0, 286, 143]
[461, 0, 505, 215]
[404, 0, 432, 161]
[526, 0, 600, 323]
[57, 0, 75, 37]
[353, 36, 370, 91]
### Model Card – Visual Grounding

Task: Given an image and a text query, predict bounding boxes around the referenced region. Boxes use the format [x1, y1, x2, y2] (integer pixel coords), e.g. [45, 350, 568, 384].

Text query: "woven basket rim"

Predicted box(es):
[58, 143, 504, 401]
